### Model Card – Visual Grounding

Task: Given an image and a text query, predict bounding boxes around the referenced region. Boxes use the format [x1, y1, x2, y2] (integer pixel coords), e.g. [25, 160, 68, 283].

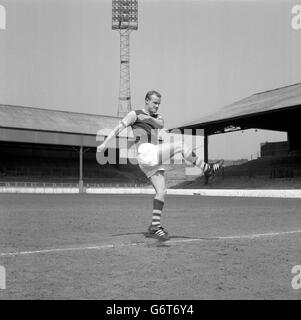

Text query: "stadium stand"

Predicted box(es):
[172, 154, 301, 189]
[175, 82, 301, 154]
[0, 141, 182, 188]
[0, 104, 149, 189]
[173, 82, 301, 187]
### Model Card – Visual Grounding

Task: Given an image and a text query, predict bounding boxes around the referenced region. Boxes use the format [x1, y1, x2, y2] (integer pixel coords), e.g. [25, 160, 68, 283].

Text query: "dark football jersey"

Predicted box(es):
[120, 109, 163, 147]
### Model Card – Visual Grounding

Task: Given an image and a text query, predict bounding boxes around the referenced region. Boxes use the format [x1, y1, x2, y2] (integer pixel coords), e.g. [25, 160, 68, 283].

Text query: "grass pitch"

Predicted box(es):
[0, 194, 301, 299]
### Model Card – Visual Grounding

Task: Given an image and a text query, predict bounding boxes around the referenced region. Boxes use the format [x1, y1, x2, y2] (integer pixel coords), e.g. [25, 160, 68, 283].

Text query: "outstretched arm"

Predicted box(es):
[97, 122, 125, 153]
[97, 110, 137, 153]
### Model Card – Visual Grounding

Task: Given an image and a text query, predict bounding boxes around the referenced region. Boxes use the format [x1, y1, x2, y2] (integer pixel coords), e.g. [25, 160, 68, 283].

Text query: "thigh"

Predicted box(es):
[149, 170, 166, 194]
[157, 141, 181, 165]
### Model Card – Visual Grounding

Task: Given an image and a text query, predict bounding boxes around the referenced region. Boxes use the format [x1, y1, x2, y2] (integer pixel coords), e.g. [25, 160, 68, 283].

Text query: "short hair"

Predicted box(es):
[145, 90, 161, 101]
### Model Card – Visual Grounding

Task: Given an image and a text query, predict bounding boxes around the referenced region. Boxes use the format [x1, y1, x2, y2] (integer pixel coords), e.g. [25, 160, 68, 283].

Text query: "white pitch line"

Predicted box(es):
[169, 229, 301, 244]
[218, 229, 301, 240]
[0, 243, 122, 257]
[1, 229, 301, 257]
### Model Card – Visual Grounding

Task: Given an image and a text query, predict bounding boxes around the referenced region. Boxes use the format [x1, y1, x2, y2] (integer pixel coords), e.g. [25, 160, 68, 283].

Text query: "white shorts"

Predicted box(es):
[137, 143, 165, 178]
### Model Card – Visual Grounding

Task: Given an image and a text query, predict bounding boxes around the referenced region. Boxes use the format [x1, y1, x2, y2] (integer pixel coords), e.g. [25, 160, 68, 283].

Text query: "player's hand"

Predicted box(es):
[97, 143, 106, 153]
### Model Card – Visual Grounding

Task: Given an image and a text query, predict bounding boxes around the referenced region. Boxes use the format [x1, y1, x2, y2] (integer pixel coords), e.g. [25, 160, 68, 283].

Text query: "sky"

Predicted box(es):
[0, 0, 301, 159]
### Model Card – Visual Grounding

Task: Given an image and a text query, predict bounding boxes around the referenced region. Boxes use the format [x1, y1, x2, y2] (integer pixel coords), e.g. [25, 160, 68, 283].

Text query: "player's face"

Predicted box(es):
[145, 95, 161, 115]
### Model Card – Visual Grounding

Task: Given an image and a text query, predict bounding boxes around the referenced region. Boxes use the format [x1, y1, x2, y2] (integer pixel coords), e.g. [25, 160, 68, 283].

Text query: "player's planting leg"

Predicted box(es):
[146, 170, 169, 241]
[151, 199, 164, 229]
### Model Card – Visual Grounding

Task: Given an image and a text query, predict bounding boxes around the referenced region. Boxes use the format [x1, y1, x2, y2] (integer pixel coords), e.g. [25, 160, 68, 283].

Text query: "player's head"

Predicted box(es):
[145, 90, 161, 115]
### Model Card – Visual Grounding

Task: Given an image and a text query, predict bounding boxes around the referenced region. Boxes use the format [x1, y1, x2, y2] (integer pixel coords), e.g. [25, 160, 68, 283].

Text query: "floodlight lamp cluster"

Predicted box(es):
[112, 0, 138, 30]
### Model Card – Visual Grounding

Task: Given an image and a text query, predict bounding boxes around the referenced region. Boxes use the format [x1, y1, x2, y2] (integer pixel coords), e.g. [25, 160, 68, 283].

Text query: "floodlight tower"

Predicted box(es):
[112, 0, 138, 117]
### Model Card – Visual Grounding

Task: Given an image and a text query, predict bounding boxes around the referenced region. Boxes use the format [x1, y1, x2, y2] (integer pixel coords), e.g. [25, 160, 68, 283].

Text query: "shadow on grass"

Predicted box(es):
[111, 231, 219, 241]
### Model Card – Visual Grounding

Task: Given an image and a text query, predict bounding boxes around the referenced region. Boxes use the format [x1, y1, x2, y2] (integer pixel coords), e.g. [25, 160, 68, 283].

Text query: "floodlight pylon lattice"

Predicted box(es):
[112, 0, 138, 118]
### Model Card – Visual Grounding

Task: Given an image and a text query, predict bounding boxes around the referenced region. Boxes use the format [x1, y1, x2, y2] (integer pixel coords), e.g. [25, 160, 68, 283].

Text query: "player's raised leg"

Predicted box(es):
[157, 140, 223, 177]
[146, 170, 169, 241]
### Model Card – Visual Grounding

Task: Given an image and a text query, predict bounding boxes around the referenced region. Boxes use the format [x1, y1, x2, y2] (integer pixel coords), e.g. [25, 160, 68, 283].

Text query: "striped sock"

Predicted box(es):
[151, 199, 164, 227]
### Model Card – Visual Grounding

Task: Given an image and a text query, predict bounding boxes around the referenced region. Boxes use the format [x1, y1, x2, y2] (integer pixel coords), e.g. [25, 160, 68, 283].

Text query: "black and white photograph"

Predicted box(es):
[0, 0, 301, 303]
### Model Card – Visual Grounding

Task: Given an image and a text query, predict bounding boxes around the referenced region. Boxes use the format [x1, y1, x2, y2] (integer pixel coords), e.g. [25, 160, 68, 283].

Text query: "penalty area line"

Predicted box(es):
[1, 229, 301, 257]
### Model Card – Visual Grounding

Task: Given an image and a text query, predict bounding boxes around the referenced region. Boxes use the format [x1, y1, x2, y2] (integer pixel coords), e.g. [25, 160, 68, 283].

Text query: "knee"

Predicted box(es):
[174, 140, 184, 150]
[155, 188, 167, 201]
[175, 140, 190, 153]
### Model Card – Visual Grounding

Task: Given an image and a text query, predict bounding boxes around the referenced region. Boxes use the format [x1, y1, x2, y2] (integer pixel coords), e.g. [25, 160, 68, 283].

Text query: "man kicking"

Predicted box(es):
[97, 90, 223, 241]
